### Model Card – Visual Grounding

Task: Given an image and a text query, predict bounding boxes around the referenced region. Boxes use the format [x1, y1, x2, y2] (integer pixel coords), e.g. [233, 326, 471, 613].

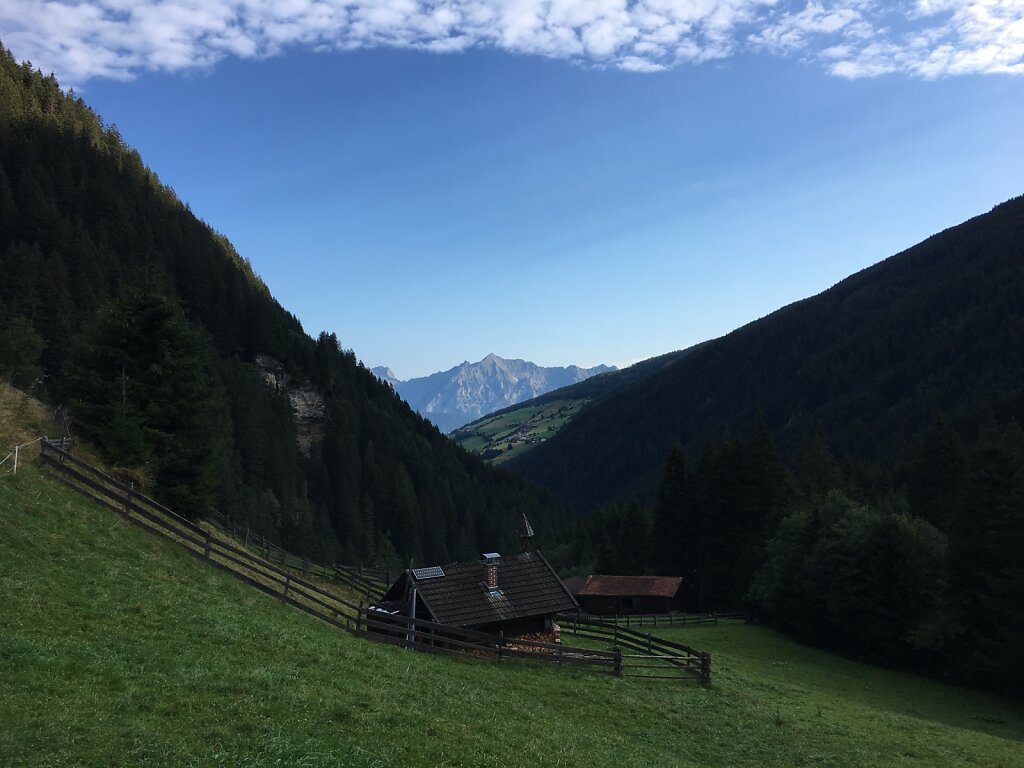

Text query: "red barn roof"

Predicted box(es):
[576, 575, 684, 599]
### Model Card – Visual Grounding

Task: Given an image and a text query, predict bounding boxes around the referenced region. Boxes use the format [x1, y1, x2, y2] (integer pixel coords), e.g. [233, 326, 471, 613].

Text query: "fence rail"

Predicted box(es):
[204, 509, 389, 599]
[40, 440, 364, 630]
[557, 613, 712, 683]
[565, 611, 746, 629]
[38, 439, 711, 685]
[355, 609, 627, 676]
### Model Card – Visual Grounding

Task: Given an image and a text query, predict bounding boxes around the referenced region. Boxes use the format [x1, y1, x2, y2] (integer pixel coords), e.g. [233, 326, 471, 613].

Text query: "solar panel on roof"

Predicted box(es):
[412, 566, 445, 580]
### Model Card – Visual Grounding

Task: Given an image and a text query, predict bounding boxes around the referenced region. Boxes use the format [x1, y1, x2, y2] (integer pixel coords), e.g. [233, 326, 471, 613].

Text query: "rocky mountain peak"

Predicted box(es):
[378, 354, 616, 432]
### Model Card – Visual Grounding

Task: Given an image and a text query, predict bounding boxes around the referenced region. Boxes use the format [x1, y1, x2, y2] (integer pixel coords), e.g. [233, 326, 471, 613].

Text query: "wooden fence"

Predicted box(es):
[559, 614, 711, 683]
[355, 609, 626, 675]
[40, 440, 364, 630]
[204, 509, 389, 599]
[567, 611, 746, 629]
[38, 439, 711, 684]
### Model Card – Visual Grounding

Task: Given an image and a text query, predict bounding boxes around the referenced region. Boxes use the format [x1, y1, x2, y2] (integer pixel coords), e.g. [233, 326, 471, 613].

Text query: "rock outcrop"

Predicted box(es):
[255, 354, 326, 457]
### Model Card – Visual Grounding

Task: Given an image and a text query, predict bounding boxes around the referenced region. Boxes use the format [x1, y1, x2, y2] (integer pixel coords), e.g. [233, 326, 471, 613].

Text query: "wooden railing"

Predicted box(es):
[40, 440, 364, 630]
[567, 610, 746, 629]
[558, 614, 712, 683]
[204, 509, 389, 599]
[356, 609, 625, 676]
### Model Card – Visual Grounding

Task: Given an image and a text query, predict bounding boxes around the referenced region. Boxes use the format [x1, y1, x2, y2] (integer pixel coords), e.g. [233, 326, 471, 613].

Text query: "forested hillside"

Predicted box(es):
[522, 199, 1024, 697]
[0, 45, 566, 566]
[512, 196, 1024, 512]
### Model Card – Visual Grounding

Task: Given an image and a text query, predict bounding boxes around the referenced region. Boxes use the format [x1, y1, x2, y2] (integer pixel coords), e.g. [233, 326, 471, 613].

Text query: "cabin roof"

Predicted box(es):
[576, 575, 685, 599]
[382, 551, 578, 629]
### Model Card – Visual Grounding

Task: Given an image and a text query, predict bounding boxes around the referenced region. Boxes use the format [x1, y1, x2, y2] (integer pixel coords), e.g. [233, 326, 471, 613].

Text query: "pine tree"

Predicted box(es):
[66, 288, 225, 515]
[651, 444, 692, 576]
[907, 417, 966, 530]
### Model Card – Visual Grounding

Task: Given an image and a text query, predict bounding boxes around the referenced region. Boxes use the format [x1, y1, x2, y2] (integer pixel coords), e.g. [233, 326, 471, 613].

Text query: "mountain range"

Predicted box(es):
[372, 354, 615, 432]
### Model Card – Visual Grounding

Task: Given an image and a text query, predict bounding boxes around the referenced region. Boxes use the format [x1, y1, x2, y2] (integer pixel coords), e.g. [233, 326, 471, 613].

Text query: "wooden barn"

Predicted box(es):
[372, 550, 578, 640]
[570, 575, 691, 616]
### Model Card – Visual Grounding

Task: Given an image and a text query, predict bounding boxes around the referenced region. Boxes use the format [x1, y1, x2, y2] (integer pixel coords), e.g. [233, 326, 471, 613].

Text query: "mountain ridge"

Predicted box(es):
[509, 195, 1024, 511]
[375, 354, 616, 432]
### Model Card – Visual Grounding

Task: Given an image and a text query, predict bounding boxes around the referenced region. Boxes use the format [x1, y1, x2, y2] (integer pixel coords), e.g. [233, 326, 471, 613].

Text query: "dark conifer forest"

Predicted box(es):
[0, 45, 567, 567]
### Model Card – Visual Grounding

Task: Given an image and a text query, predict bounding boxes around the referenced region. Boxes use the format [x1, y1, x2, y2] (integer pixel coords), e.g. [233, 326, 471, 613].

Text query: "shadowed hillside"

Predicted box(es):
[511, 195, 1024, 512]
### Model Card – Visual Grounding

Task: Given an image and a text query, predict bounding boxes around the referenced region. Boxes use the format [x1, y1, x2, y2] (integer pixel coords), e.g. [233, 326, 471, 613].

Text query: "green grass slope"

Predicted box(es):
[452, 399, 588, 464]
[2, 462, 1023, 767]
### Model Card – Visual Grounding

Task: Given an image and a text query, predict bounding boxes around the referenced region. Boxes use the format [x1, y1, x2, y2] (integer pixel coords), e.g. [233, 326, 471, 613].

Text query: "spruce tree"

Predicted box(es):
[66, 288, 225, 515]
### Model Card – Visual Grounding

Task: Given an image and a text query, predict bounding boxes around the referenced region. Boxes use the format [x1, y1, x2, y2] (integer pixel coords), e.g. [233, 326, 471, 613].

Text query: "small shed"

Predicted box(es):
[373, 551, 578, 640]
[571, 575, 690, 616]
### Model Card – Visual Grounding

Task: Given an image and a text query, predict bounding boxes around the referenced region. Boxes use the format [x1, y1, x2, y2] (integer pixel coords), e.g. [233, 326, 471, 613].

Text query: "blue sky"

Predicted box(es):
[3, 2, 1024, 378]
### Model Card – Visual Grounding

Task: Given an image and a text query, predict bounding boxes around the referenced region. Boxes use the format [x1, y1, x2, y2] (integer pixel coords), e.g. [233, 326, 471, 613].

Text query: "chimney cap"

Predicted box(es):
[482, 552, 501, 563]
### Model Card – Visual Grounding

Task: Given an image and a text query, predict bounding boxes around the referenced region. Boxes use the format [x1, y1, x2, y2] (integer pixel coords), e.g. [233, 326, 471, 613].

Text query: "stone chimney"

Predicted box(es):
[482, 553, 501, 595]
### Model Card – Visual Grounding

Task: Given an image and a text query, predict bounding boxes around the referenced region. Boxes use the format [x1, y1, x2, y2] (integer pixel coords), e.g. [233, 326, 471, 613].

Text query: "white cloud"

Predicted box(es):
[0, 1, 1022, 85]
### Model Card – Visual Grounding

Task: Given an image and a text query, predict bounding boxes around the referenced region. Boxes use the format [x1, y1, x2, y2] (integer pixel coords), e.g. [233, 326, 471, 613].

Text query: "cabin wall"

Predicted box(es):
[474, 615, 550, 638]
[578, 595, 675, 615]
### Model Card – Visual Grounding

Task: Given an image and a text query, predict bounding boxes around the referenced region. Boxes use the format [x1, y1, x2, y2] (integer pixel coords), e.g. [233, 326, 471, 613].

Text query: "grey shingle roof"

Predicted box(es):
[408, 551, 577, 629]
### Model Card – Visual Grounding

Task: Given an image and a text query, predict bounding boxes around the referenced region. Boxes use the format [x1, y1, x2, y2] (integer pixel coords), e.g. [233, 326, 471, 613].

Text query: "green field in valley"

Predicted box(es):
[2, 437, 1023, 767]
[452, 399, 587, 463]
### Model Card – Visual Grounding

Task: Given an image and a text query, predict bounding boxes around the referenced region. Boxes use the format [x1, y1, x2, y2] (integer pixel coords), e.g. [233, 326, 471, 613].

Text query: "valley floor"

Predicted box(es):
[2, 463, 1022, 768]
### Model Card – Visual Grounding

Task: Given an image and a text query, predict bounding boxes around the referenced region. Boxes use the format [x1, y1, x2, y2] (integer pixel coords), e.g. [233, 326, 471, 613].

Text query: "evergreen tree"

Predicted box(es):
[66, 288, 224, 515]
[651, 444, 692, 575]
[947, 420, 1024, 692]
[0, 315, 44, 389]
[907, 417, 966, 529]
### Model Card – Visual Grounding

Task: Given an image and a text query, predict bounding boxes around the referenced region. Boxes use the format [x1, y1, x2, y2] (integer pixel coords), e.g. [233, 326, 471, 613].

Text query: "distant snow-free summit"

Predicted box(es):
[372, 354, 616, 433]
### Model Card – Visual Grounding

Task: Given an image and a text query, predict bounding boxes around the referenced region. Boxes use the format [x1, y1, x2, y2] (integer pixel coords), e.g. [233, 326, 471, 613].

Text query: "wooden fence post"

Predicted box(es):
[700, 652, 711, 685]
[357, 600, 364, 633]
[613, 646, 622, 677]
[498, 631, 504, 663]
[124, 486, 133, 516]
[284, 573, 291, 597]
[203, 531, 212, 560]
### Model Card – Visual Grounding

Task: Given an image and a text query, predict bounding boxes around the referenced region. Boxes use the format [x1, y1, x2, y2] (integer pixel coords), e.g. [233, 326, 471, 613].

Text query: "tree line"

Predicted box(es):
[554, 404, 1024, 697]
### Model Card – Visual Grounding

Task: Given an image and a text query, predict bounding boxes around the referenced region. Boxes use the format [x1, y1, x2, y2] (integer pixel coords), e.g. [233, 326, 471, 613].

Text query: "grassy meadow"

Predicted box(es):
[452, 399, 587, 462]
[2, 446, 1023, 767]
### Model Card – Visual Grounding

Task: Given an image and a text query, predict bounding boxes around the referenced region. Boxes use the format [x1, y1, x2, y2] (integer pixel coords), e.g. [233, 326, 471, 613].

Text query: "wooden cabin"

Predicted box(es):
[372, 550, 578, 640]
[570, 575, 691, 615]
